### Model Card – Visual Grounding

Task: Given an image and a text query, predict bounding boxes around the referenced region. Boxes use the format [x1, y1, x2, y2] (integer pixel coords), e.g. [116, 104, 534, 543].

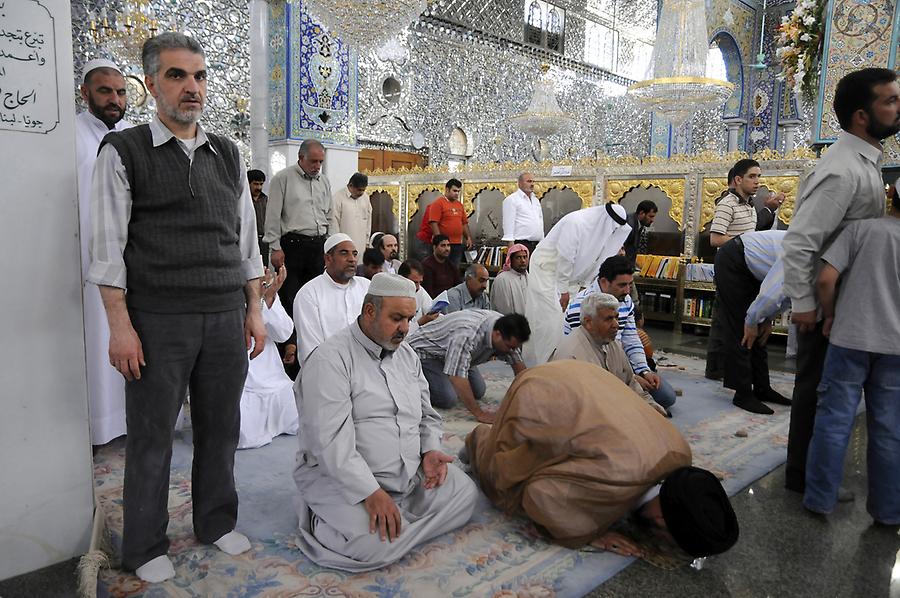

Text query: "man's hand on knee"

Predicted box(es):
[422, 450, 454, 489]
[364, 488, 402, 542]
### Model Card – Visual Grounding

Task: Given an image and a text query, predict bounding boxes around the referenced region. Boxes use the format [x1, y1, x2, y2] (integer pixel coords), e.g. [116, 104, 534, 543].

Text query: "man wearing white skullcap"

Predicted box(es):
[75, 57, 134, 446]
[292, 273, 477, 571]
[293, 233, 370, 364]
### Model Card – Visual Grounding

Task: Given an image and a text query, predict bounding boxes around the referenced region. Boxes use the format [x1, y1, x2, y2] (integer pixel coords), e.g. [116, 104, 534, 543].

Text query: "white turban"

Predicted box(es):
[82, 58, 123, 84]
[367, 273, 416, 298]
[324, 233, 354, 254]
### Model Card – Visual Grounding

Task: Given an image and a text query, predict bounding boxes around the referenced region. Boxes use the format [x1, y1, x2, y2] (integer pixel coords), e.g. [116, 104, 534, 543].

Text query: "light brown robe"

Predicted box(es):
[550, 326, 656, 407]
[466, 360, 691, 548]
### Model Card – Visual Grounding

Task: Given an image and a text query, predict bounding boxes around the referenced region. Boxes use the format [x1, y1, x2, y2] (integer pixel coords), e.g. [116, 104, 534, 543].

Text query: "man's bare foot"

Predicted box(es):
[283, 343, 297, 365]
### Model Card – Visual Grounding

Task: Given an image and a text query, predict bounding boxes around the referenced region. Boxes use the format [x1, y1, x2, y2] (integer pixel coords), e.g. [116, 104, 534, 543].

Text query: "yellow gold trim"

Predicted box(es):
[700, 177, 730, 227]
[368, 185, 402, 220]
[406, 184, 442, 217]
[535, 180, 595, 209]
[606, 178, 686, 228]
[628, 76, 735, 90]
[764, 176, 801, 225]
[461, 182, 517, 215]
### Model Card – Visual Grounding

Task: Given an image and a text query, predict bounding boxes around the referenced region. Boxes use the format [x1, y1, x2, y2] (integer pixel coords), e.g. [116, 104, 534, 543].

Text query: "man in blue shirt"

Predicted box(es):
[714, 230, 792, 414]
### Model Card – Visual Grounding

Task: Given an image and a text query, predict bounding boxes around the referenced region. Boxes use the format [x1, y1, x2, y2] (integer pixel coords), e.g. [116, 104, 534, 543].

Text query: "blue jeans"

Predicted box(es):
[804, 344, 900, 523]
[421, 359, 485, 408]
[648, 375, 677, 409]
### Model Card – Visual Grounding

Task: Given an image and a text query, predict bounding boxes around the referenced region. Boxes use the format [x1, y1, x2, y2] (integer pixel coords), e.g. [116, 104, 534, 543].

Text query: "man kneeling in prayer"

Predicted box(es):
[552, 292, 669, 417]
[463, 360, 739, 558]
[292, 273, 477, 571]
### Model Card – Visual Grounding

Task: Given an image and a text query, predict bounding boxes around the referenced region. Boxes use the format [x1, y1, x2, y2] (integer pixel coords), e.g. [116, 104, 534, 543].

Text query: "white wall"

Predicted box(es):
[268, 140, 360, 195]
[0, 0, 94, 580]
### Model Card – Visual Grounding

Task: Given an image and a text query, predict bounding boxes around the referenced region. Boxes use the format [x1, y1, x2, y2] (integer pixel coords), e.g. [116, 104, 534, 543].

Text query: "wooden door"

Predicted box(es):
[359, 149, 426, 172]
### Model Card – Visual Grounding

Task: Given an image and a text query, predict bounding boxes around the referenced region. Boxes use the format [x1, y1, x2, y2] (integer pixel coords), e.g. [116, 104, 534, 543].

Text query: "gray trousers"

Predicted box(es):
[122, 308, 248, 571]
[421, 359, 485, 408]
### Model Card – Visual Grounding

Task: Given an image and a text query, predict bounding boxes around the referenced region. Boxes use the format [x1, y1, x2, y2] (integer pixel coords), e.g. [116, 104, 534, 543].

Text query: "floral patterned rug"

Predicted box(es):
[95, 353, 793, 598]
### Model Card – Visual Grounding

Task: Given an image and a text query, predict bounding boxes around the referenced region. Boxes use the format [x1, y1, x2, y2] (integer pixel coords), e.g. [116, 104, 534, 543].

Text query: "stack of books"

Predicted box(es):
[640, 290, 674, 314]
[683, 296, 716, 320]
[472, 246, 508, 269]
[684, 262, 715, 282]
[635, 254, 680, 279]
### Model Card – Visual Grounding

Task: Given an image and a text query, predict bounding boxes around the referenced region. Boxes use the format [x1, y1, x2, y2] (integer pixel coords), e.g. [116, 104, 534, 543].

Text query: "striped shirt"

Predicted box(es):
[406, 309, 522, 378]
[741, 230, 792, 326]
[710, 192, 757, 237]
[564, 280, 649, 374]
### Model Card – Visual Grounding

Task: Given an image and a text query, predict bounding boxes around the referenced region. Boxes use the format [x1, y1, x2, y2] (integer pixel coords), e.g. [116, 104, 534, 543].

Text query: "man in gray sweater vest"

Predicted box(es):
[87, 33, 266, 583]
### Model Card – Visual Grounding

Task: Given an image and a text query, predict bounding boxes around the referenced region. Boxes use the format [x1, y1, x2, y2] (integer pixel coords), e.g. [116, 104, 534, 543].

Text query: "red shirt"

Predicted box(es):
[416, 203, 435, 244]
[428, 196, 468, 244]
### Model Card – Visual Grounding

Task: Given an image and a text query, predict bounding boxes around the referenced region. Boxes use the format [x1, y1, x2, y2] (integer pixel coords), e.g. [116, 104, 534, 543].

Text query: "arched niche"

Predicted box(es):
[618, 186, 685, 256]
[539, 188, 583, 234]
[368, 186, 400, 238]
[468, 188, 506, 244]
[710, 30, 744, 120]
[405, 185, 443, 249]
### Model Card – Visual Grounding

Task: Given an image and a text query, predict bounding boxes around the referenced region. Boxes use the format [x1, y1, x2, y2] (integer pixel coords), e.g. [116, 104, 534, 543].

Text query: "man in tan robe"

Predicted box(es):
[552, 292, 667, 416]
[464, 360, 738, 558]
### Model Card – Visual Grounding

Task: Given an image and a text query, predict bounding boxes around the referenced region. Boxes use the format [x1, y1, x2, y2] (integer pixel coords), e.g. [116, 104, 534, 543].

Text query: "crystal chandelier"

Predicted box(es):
[627, 0, 733, 126]
[88, 1, 177, 69]
[304, 0, 427, 52]
[510, 63, 576, 139]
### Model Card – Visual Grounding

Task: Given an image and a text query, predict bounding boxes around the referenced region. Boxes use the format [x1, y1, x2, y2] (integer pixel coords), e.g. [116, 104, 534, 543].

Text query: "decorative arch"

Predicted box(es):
[606, 178, 686, 228]
[710, 30, 744, 119]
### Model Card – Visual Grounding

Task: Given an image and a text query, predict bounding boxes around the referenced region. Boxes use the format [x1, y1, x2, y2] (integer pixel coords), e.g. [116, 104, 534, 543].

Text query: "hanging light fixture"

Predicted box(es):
[510, 63, 576, 139]
[88, 1, 177, 68]
[304, 0, 427, 52]
[627, 0, 733, 126]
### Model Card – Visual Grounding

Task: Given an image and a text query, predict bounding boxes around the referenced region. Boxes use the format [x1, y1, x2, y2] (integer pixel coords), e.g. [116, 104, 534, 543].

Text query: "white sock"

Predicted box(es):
[213, 530, 251, 555]
[135, 555, 175, 583]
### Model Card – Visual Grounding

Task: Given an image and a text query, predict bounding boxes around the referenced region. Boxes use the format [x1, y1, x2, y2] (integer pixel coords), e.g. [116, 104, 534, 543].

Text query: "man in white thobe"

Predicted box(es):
[293, 233, 370, 364]
[238, 265, 299, 449]
[75, 58, 133, 445]
[502, 172, 544, 256]
[292, 273, 478, 571]
[330, 172, 372, 253]
[524, 203, 631, 365]
[491, 243, 529, 315]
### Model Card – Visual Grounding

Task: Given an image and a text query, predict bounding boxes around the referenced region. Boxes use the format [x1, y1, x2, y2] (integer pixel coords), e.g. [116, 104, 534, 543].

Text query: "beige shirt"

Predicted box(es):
[491, 269, 528, 315]
[710, 192, 757, 237]
[330, 186, 372, 252]
[264, 164, 333, 250]
[550, 326, 654, 405]
[783, 131, 886, 313]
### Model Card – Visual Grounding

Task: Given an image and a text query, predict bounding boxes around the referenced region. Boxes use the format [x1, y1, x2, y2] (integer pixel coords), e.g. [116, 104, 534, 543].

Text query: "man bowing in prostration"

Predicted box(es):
[292, 273, 478, 571]
[524, 202, 631, 364]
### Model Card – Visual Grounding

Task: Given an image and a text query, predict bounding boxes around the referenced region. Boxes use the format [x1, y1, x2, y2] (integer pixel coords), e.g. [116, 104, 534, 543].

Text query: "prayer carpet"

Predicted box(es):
[95, 353, 793, 597]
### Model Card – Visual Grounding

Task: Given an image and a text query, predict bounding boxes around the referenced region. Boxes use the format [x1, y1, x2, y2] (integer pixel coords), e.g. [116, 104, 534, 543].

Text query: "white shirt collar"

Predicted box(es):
[149, 115, 214, 153]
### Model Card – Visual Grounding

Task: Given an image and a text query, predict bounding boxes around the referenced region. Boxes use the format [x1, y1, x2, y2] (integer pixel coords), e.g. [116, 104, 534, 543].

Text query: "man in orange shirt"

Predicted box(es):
[429, 178, 473, 266]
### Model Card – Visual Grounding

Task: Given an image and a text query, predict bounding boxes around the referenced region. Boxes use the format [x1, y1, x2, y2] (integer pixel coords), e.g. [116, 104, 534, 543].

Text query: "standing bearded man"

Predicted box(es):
[76, 58, 133, 446]
[88, 33, 266, 583]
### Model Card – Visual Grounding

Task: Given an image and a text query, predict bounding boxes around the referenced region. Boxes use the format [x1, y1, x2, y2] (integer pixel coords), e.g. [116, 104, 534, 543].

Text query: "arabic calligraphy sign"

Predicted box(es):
[0, 0, 58, 133]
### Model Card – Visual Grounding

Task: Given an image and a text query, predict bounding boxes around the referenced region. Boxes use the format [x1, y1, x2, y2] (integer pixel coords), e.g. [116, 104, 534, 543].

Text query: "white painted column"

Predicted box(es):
[249, 0, 269, 172]
[723, 118, 746, 152]
[779, 119, 803, 153]
[0, 0, 94, 580]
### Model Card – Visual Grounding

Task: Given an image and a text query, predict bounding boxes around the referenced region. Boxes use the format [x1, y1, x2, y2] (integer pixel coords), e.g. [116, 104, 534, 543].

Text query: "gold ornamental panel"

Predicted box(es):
[764, 176, 800, 225]
[606, 178, 686, 228]
[462, 181, 517, 215]
[700, 177, 729, 227]
[369, 185, 402, 219]
[406, 183, 443, 217]
[535, 180, 594, 209]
